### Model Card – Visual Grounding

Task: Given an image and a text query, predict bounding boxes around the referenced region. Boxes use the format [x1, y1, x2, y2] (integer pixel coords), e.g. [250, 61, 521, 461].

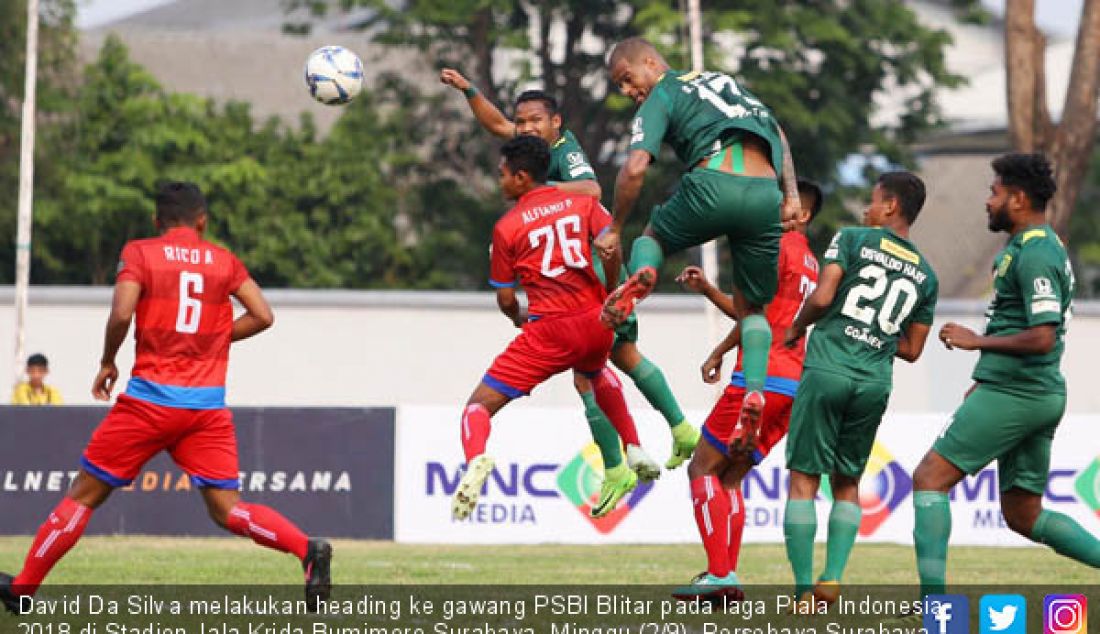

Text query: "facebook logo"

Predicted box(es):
[925, 595, 970, 634]
[981, 595, 1026, 634]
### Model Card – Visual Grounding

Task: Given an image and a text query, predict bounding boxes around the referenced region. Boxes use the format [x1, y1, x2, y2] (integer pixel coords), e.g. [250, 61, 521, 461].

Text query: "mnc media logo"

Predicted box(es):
[557, 443, 654, 534]
[822, 441, 911, 536]
[1073, 458, 1100, 519]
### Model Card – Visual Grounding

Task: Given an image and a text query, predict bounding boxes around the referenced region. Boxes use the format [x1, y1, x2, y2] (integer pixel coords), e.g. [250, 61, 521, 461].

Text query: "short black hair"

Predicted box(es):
[992, 153, 1056, 211]
[514, 90, 558, 116]
[877, 171, 926, 225]
[797, 179, 824, 221]
[501, 135, 550, 184]
[27, 353, 48, 368]
[155, 181, 207, 225]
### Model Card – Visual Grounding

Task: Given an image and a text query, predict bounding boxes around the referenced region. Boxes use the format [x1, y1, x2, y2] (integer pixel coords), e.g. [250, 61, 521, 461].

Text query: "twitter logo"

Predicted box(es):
[982, 594, 1027, 634]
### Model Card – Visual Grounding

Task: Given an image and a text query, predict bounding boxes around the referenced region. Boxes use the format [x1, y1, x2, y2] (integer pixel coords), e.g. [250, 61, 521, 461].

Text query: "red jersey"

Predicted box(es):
[116, 226, 250, 409]
[489, 186, 611, 318]
[731, 231, 819, 393]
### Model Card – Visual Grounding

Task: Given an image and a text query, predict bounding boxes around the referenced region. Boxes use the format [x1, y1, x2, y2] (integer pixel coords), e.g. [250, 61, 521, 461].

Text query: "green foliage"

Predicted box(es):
[1070, 146, 1100, 298]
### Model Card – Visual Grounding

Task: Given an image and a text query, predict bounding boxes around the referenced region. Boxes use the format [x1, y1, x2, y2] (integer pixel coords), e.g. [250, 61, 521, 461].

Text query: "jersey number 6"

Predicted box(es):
[176, 271, 204, 334]
[528, 215, 588, 278]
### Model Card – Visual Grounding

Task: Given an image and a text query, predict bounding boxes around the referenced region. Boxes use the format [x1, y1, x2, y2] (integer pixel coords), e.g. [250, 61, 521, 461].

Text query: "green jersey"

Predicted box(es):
[547, 130, 596, 184]
[972, 224, 1074, 393]
[629, 69, 785, 174]
[804, 226, 939, 385]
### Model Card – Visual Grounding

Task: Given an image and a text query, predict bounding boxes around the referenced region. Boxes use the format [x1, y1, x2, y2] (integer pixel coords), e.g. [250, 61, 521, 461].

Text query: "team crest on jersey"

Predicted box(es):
[567, 152, 585, 166]
[1033, 277, 1055, 298]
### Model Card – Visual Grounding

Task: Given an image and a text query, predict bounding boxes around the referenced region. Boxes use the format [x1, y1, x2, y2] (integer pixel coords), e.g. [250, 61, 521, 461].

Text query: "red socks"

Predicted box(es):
[728, 486, 746, 571]
[592, 369, 640, 447]
[461, 403, 492, 462]
[13, 497, 93, 595]
[226, 502, 309, 560]
[690, 475, 732, 577]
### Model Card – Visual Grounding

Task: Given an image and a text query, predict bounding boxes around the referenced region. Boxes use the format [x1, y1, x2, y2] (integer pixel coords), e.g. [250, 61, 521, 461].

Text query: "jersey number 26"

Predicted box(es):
[528, 215, 588, 278]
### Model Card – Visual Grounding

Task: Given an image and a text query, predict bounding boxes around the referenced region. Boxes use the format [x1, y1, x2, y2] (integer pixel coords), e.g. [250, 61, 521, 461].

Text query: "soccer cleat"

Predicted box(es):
[729, 391, 765, 455]
[590, 463, 638, 518]
[0, 572, 22, 614]
[666, 422, 700, 470]
[672, 571, 744, 602]
[452, 454, 495, 520]
[302, 539, 332, 612]
[813, 580, 841, 607]
[626, 445, 662, 482]
[601, 266, 657, 328]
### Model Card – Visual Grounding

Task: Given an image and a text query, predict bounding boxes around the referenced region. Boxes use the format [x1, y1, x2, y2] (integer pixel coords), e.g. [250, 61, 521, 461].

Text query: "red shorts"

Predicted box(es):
[703, 385, 794, 463]
[81, 394, 240, 489]
[484, 306, 614, 397]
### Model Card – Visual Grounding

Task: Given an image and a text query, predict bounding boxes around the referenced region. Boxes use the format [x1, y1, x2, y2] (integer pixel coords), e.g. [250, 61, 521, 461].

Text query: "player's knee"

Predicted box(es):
[1000, 493, 1041, 537]
[912, 452, 955, 492]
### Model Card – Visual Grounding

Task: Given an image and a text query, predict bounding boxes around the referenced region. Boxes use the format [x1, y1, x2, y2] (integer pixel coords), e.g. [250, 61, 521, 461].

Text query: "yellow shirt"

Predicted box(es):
[10, 382, 63, 405]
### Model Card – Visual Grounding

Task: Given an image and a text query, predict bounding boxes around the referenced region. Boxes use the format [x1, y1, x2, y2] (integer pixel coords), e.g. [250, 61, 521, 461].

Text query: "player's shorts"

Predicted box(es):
[785, 368, 891, 478]
[650, 170, 782, 307]
[933, 382, 1066, 495]
[484, 305, 614, 398]
[703, 384, 793, 463]
[81, 394, 240, 490]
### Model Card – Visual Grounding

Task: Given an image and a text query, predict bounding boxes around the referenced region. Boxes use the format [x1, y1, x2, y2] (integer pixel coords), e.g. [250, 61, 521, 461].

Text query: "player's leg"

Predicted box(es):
[453, 382, 513, 519]
[783, 370, 848, 600]
[576, 370, 638, 517]
[578, 367, 660, 481]
[612, 340, 698, 469]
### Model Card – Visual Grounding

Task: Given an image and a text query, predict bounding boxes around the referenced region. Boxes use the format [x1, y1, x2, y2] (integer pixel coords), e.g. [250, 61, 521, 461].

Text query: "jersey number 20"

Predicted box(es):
[841, 264, 918, 335]
[529, 215, 588, 278]
[176, 271, 204, 334]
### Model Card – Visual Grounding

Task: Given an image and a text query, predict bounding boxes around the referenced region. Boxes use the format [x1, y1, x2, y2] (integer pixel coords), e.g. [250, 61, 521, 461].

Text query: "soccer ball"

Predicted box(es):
[304, 46, 364, 105]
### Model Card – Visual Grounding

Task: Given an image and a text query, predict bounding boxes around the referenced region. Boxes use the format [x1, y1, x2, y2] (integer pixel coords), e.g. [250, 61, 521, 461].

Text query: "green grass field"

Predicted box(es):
[1, 536, 1097, 585]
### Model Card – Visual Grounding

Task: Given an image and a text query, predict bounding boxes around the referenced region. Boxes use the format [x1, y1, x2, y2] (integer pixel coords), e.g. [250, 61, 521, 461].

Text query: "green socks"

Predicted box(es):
[626, 357, 685, 429]
[821, 501, 862, 582]
[1032, 509, 1100, 567]
[740, 313, 771, 394]
[581, 390, 623, 469]
[628, 235, 664, 274]
[784, 499, 817, 596]
[913, 491, 951, 596]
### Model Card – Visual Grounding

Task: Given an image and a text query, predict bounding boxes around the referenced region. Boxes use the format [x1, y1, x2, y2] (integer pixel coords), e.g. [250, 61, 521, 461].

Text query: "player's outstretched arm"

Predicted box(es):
[440, 68, 515, 139]
[784, 262, 843, 348]
[778, 127, 801, 230]
[676, 265, 737, 318]
[702, 323, 742, 384]
[895, 322, 933, 362]
[231, 279, 275, 342]
[495, 287, 526, 328]
[93, 280, 141, 401]
[596, 149, 650, 260]
[938, 322, 1056, 355]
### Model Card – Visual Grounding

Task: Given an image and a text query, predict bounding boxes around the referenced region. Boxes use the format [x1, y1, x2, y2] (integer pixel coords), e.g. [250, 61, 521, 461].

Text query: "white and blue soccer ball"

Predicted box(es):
[304, 46, 364, 105]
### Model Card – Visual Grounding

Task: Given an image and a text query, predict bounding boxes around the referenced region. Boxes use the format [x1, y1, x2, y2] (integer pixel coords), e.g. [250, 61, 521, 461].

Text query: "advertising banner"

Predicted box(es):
[395, 405, 1100, 545]
[0, 406, 395, 539]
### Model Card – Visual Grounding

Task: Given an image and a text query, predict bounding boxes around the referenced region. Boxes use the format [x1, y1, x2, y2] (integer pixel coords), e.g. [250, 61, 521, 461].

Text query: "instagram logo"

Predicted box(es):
[1045, 595, 1087, 634]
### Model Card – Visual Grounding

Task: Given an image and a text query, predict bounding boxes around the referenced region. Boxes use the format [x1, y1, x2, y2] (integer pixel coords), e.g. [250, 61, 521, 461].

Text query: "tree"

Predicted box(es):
[1006, 0, 1100, 240]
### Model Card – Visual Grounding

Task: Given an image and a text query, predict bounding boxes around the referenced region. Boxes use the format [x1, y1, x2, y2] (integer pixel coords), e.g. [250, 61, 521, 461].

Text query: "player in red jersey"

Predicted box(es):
[671, 180, 823, 599]
[0, 183, 331, 613]
[452, 135, 640, 521]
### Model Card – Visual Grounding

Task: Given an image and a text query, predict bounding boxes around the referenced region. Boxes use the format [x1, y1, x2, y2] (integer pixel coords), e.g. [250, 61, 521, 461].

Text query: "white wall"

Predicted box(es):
[2, 287, 1097, 414]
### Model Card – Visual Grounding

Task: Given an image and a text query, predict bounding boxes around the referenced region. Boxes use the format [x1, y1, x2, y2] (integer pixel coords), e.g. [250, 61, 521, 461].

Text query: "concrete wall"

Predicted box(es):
[2, 287, 1097, 415]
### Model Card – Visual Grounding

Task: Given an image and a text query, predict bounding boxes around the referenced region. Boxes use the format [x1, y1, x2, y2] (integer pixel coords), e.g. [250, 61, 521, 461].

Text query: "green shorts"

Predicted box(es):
[592, 258, 639, 346]
[785, 368, 891, 478]
[933, 383, 1066, 495]
[649, 169, 782, 307]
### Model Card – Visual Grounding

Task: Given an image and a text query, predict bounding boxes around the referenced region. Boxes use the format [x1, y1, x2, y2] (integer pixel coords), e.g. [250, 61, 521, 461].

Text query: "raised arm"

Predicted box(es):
[676, 265, 737, 318]
[701, 323, 743, 384]
[778, 126, 801, 229]
[440, 68, 515, 139]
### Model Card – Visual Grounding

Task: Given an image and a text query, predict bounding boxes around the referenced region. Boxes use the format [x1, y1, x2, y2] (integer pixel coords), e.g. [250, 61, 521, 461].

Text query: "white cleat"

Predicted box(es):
[452, 454, 495, 520]
[626, 445, 662, 482]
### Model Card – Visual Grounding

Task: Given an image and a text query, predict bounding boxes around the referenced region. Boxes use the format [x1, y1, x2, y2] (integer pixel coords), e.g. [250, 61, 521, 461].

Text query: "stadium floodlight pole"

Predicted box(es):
[13, 0, 39, 388]
[688, 0, 725, 379]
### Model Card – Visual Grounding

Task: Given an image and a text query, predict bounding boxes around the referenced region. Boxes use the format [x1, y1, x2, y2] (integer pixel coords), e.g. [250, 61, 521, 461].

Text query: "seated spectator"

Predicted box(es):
[11, 354, 63, 405]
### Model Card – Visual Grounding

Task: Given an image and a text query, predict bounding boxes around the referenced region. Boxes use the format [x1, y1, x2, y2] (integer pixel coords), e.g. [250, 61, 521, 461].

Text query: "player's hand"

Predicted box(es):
[939, 322, 979, 350]
[440, 68, 470, 92]
[92, 361, 119, 401]
[676, 266, 709, 293]
[594, 230, 621, 261]
[781, 198, 802, 232]
[783, 325, 805, 349]
[701, 353, 723, 384]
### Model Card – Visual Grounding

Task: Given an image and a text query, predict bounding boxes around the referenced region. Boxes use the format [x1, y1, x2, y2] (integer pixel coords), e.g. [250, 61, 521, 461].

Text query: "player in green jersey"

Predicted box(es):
[910, 153, 1098, 597]
[441, 68, 700, 475]
[781, 172, 939, 606]
[595, 37, 801, 445]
